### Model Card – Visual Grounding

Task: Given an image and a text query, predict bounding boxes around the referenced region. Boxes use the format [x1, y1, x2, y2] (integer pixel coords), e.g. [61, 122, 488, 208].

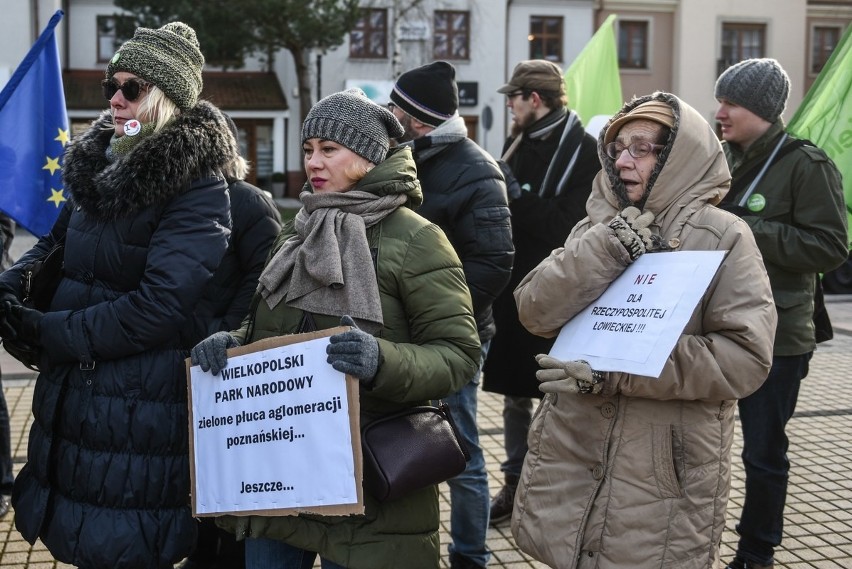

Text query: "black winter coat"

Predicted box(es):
[181, 180, 281, 348]
[482, 112, 601, 397]
[412, 138, 514, 342]
[2, 101, 235, 569]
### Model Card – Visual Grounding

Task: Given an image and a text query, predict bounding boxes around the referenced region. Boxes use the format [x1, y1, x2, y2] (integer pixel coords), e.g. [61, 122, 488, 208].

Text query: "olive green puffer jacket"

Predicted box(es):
[220, 146, 480, 568]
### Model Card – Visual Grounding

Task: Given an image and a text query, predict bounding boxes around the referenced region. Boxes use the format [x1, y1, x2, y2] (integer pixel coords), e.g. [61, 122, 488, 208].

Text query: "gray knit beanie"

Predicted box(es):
[106, 21, 204, 112]
[301, 88, 404, 165]
[715, 58, 790, 123]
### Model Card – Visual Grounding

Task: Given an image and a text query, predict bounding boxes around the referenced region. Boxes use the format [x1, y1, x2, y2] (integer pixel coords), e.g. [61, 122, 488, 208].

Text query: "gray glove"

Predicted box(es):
[535, 354, 606, 395]
[326, 315, 380, 382]
[191, 331, 240, 375]
[608, 206, 656, 261]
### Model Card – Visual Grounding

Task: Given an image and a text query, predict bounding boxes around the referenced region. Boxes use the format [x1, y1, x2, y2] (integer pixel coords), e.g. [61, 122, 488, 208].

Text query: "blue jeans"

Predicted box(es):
[735, 353, 811, 566]
[0, 379, 13, 495]
[501, 395, 534, 477]
[245, 537, 346, 569]
[445, 341, 491, 567]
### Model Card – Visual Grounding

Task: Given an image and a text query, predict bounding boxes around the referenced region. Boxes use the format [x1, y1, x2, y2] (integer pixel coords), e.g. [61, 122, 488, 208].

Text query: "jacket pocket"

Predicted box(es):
[473, 206, 513, 251]
[651, 424, 682, 499]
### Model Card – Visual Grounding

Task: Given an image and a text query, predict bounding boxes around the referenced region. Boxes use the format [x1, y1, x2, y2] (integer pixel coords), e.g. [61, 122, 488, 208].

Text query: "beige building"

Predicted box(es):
[2, 0, 849, 198]
[596, 0, 851, 124]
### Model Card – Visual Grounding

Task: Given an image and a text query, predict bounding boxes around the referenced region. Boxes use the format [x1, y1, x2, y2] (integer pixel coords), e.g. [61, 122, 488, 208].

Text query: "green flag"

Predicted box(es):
[564, 14, 623, 125]
[788, 24, 852, 244]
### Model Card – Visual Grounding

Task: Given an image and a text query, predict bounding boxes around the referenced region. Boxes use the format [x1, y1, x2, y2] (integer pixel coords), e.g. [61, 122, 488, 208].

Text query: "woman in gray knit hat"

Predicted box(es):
[193, 88, 481, 569]
[0, 21, 238, 569]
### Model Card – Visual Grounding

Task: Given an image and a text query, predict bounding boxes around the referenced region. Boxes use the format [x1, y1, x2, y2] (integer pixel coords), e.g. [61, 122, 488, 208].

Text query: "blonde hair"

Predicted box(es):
[222, 154, 250, 183]
[104, 84, 180, 133]
[343, 161, 372, 187]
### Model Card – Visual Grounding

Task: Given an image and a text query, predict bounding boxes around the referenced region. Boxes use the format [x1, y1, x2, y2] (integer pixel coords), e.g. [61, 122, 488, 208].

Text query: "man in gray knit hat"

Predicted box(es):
[714, 58, 847, 569]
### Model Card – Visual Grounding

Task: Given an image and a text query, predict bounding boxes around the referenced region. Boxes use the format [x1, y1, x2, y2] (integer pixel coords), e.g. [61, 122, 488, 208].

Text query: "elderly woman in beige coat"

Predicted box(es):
[511, 92, 777, 569]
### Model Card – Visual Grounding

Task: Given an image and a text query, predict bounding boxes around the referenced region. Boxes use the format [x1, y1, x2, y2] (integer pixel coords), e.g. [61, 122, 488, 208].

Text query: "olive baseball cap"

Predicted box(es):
[497, 59, 566, 96]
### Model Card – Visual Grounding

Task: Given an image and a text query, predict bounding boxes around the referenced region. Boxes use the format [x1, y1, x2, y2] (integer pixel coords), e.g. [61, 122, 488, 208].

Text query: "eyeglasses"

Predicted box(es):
[505, 90, 525, 99]
[387, 102, 396, 111]
[605, 140, 664, 160]
[101, 77, 150, 102]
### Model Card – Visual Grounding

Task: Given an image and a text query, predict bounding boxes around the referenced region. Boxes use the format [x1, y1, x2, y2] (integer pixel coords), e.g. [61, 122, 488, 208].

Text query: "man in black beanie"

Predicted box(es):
[389, 60, 514, 569]
[715, 58, 847, 569]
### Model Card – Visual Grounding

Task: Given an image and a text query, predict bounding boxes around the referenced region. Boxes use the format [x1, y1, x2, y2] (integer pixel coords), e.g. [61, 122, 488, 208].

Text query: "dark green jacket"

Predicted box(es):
[220, 146, 480, 568]
[723, 122, 847, 355]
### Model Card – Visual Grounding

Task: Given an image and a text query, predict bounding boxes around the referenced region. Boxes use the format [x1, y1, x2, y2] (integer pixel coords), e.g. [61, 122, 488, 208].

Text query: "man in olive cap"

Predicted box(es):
[483, 60, 601, 525]
[715, 57, 847, 569]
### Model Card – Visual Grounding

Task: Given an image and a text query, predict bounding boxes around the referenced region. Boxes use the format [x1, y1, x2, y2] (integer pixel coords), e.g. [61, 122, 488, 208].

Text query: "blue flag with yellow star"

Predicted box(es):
[0, 10, 68, 236]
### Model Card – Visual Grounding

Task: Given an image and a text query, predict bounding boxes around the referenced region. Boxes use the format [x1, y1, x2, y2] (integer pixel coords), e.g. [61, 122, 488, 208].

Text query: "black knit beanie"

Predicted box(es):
[301, 88, 404, 165]
[390, 61, 459, 127]
[715, 58, 790, 123]
[106, 22, 204, 112]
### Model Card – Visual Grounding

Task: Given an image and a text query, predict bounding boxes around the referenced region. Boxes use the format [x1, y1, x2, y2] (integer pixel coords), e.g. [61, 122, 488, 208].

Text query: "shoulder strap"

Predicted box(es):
[723, 137, 810, 205]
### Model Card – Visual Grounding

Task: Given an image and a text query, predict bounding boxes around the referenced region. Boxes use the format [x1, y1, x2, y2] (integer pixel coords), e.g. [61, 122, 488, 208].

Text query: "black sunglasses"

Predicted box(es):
[101, 77, 150, 102]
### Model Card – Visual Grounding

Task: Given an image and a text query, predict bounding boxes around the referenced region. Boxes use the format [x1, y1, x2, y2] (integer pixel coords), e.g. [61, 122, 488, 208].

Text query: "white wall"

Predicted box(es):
[66, 0, 126, 69]
[0, 0, 64, 89]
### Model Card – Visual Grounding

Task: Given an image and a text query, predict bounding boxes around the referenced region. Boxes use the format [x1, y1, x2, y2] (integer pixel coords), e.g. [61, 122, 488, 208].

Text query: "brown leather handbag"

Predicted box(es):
[361, 401, 470, 502]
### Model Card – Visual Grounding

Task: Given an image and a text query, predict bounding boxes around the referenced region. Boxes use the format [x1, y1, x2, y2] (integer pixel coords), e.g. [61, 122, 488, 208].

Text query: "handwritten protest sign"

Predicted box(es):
[187, 327, 363, 517]
[549, 250, 725, 377]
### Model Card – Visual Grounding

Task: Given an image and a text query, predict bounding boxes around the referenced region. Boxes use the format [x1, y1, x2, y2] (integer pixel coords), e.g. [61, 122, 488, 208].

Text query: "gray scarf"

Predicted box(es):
[257, 189, 406, 332]
[401, 114, 469, 163]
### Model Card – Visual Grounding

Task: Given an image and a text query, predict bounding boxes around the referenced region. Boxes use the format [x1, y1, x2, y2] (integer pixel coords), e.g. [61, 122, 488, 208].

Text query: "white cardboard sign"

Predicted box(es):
[187, 327, 363, 517]
[549, 250, 726, 377]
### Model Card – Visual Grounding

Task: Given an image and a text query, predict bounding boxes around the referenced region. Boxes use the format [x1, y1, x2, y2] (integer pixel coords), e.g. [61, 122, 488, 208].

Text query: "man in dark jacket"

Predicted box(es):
[389, 61, 513, 569]
[482, 59, 601, 525]
[178, 116, 282, 569]
[714, 58, 847, 569]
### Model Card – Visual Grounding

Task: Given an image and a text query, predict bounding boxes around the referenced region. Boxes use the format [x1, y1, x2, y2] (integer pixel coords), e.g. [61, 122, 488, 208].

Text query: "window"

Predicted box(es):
[529, 16, 563, 62]
[618, 20, 648, 69]
[719, 23, 765, 74]
[350, 8, 387, 59]
[97, 15, 133, 63]
[434, 10, 470, 60]
[811, 26, 841, 74]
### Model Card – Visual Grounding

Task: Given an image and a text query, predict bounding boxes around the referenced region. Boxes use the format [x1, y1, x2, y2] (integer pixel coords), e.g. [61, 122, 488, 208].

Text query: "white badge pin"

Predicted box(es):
[124, 119, 141, 136]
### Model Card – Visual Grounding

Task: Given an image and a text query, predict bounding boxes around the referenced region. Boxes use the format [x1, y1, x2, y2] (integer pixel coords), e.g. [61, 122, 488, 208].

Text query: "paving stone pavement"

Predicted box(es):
[2, 295, 852, 568]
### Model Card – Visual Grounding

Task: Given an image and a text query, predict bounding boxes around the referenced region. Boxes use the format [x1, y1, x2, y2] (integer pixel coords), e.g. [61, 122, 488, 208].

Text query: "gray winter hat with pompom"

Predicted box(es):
[301, 88, 404, 165]
[106, 21, 204, 112]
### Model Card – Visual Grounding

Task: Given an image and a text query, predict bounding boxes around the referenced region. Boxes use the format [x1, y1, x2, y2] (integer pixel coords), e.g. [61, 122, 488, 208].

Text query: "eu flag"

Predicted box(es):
[0, 10, 68, 237]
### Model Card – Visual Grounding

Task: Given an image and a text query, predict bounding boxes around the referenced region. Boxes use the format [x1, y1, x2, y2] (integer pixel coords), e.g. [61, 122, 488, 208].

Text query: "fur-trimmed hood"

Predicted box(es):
[587, 92, 731, 222]
[63, 100, 238, 219]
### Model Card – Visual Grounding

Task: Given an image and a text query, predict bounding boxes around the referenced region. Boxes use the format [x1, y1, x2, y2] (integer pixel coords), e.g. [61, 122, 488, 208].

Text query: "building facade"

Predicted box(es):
[2, 0, 849, 199]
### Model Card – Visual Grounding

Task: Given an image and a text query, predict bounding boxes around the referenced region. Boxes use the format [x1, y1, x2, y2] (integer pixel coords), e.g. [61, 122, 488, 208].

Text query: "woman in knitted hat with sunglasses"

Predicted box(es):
[192, 88, 480, 569]
[0, 21, 237, 569]
[509, 92, 777, 568]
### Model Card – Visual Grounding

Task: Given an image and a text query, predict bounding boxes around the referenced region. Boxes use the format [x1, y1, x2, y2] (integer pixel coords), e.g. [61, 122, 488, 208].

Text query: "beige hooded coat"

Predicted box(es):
[511, 93, 777, 569]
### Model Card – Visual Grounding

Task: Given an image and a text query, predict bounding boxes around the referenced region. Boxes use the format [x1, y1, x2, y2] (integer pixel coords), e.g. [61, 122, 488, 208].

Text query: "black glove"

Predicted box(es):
[717, 202, 752, 218]
[5, 303, 44, 346]
[326, 315, 380, 382]
[608, 206, 656, 261]
[0, 291, 21, 339]
[191, 331, 241, 375]
[496, 160, 522, 202]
